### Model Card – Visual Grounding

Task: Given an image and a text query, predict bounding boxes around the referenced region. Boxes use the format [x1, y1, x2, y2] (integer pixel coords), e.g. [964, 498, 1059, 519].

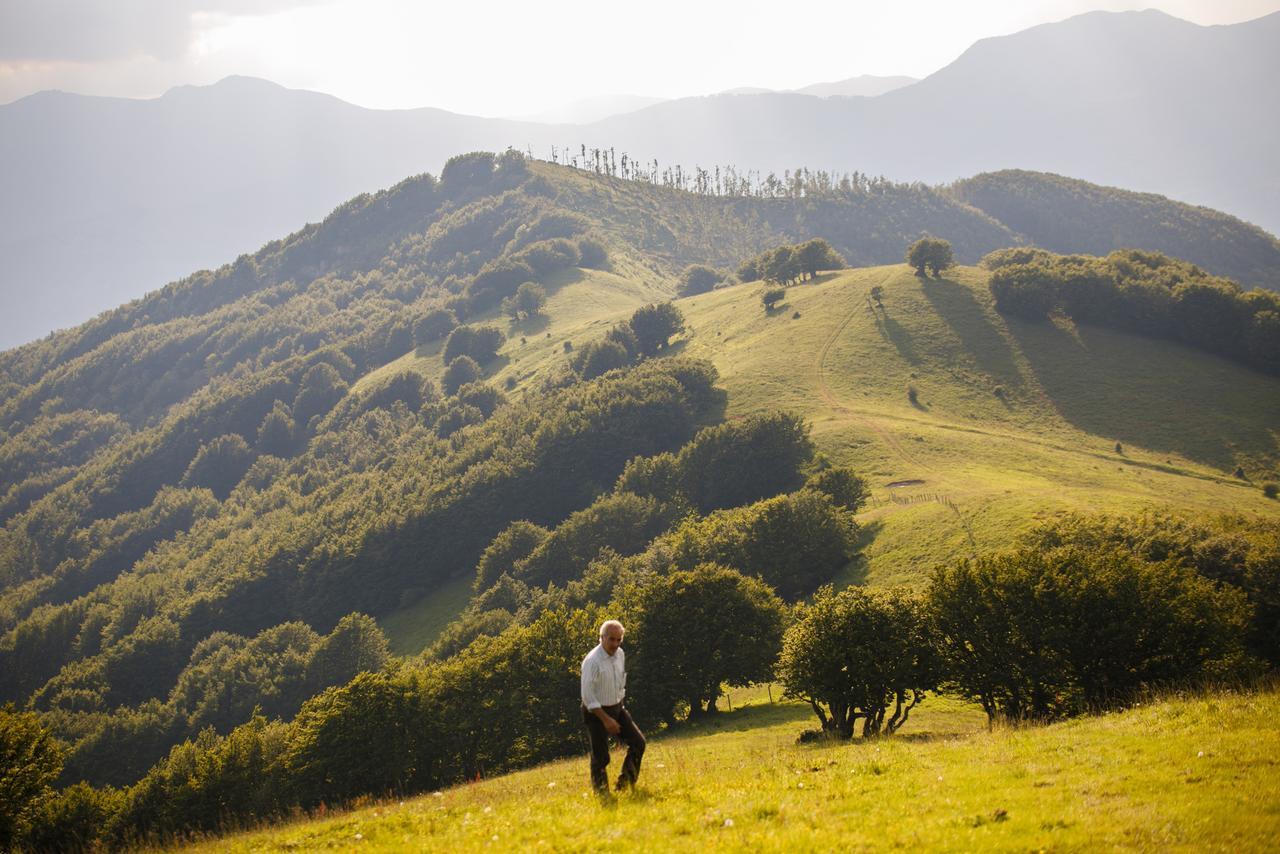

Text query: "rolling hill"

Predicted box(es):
[1, 153, 1277, 846]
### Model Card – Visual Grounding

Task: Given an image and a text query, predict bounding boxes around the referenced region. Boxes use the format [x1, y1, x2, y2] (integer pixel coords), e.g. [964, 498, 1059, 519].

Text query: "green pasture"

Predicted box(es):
[194, 685, 1280, 852]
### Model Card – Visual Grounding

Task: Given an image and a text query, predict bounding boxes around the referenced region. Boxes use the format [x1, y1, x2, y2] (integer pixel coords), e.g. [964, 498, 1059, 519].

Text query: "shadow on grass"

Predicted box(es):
[508, 313, 551, 337]
[918, 276, 1021, 384]
[1007, 316, 1280, 471]
[658, 700, 812, 743]
[540, 266, 588, 297]
[873, 309, 920, 365]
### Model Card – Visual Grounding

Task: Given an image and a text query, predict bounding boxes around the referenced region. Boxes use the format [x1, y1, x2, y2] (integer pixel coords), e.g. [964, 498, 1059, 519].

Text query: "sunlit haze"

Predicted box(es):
[2, 0, 1278, 116]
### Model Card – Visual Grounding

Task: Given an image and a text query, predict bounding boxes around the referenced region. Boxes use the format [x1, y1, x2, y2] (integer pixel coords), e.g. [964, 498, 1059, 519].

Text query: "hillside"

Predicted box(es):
[4, 9, 1279, 347]
[381, 257, 1280, 599]
[1, 154, 1277, 844]
[199, 686, 1280, 851]
[951, 170, 1280, 290]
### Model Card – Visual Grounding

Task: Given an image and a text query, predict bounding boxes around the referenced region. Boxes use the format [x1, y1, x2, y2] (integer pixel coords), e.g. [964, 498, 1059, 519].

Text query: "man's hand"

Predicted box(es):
[592, 707, 621, 735]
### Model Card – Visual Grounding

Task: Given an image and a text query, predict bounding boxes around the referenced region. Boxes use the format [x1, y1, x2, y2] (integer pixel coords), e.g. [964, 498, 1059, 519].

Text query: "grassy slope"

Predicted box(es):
[373, 262, 1280, 651]
[496, 263, 1280, 588]
[196, 686, 1280, 852]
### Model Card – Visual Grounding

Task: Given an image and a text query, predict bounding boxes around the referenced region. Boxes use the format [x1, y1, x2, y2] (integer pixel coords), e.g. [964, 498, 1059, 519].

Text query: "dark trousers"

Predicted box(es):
[583, 703, 645, 791]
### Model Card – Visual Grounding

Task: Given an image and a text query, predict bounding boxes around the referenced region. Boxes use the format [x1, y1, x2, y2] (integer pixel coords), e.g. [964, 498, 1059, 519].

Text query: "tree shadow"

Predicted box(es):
[1006, 317, 1280, 471]
[540, 266, 587, 297]
[660, 700, 812, 742]
[509, 313, 550, 337]
[917, 276, 1021, 384]
[873, 309, 920, 365]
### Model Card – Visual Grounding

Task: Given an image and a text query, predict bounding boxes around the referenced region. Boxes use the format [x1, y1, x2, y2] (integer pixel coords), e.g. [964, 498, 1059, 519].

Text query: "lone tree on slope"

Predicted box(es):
[906, 237, 954, 278]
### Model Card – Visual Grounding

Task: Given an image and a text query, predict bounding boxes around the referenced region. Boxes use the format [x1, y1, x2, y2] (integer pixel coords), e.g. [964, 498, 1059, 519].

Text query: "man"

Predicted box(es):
[581, 619, 645, 793]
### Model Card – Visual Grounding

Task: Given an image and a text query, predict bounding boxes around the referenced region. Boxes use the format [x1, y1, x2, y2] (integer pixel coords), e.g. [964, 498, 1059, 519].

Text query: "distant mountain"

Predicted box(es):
[584, 10, 1280, 237]
[718, 75, 917, 98]
[3, 10, 1277, 348]
[792, 75, 918, 97]
[0, 77, 547, 349]
[510, 93, 667, 124]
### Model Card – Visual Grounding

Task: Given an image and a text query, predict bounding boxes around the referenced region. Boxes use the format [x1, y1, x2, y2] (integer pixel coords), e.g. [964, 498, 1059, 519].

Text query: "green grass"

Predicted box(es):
[377, 574, 475, 657]
[424, 263, 1280, 589]
[192, 686, 1280, 852]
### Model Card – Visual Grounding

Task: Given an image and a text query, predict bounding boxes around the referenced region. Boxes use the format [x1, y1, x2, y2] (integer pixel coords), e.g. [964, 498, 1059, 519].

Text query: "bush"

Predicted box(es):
[443, 325, 505, 364]
[413, 308, 458, 346]
[475, 520, 551, 591]
[570, 339, 631, 380]
[629, 303, 685, 356]
[513, 239, 579, 276]
[513, 492, 679, 588]
[761, 287, 786, 310]
[678, 264, 725, 297]
[664, 489, 857, 599]
[778, 586, 940, 738]
[675, 411, 814, 514]
[0, 705, 64, 848]
[442, 356, 482, 396]
[180, 434, 255, 500]
[905, 237, 954, 277]
[623, 564, 786, 722]
[577, 237, 609, 269]
[1264, 482, 1279, 499]
[502, 281, 547, 319]
[804, 466, 870, 513]
[927, 546, 1251, 722]
[23, 781, 123, 852]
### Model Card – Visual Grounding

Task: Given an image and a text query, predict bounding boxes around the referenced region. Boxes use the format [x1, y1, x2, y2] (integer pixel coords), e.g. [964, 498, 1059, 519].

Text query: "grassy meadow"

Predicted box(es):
[191, 685, 1280, 852]
[377, 261, 1280, 651]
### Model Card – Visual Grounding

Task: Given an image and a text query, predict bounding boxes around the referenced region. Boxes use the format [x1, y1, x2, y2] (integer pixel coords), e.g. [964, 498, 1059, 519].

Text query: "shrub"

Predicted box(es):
[513, 492, 679, 588]
[675, 412, 814, 514]
[571, 339, 632, 380]
[623, 564, 786, 722]
[0, 705, 64, 848]
[778, 587, 940, 738]
[475, 520, 551, 591]
[443, 325, 505, 364]
[629, 303, 685, 356]
[678, 264, 725, 297]
[502, 281, 547, 319]
[905, 237, 954, 277]
[413, 308, 458, 345]
[926, 546, 1250, 722]
[762, 287, 786, 310]
[513, 239, 579, 276]
[576, 237, 609, 269]
[1264, 482, 1279, 499]
[664, 490, 857, 599]
[803, 466, 870, 513]
[455, 382, 506, 418]
[442, 356, 482, 396]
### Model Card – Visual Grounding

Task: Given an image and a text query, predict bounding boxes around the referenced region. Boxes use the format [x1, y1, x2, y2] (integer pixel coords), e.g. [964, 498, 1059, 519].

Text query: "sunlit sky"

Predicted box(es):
[2, 0, 1277, 116]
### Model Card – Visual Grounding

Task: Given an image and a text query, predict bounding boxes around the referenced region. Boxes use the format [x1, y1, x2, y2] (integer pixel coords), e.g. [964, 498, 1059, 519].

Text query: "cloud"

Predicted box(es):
[0, 0, 332, 62]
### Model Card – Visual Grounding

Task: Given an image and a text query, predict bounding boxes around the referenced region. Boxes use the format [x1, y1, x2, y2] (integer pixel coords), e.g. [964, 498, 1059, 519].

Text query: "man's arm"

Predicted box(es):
[582, 655, 621, 735]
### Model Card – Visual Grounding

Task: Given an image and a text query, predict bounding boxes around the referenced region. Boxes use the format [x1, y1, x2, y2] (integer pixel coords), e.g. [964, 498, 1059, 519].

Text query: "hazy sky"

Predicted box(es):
[2, 0, 1278, 116]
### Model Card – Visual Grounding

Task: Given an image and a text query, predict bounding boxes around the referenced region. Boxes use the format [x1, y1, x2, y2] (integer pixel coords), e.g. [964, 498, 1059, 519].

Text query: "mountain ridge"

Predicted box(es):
[3, 9, 1277, 348]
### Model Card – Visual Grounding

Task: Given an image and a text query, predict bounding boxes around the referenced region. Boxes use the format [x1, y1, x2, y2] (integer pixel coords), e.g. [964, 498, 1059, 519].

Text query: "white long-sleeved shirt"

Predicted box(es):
[580, 643, 626, 710]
